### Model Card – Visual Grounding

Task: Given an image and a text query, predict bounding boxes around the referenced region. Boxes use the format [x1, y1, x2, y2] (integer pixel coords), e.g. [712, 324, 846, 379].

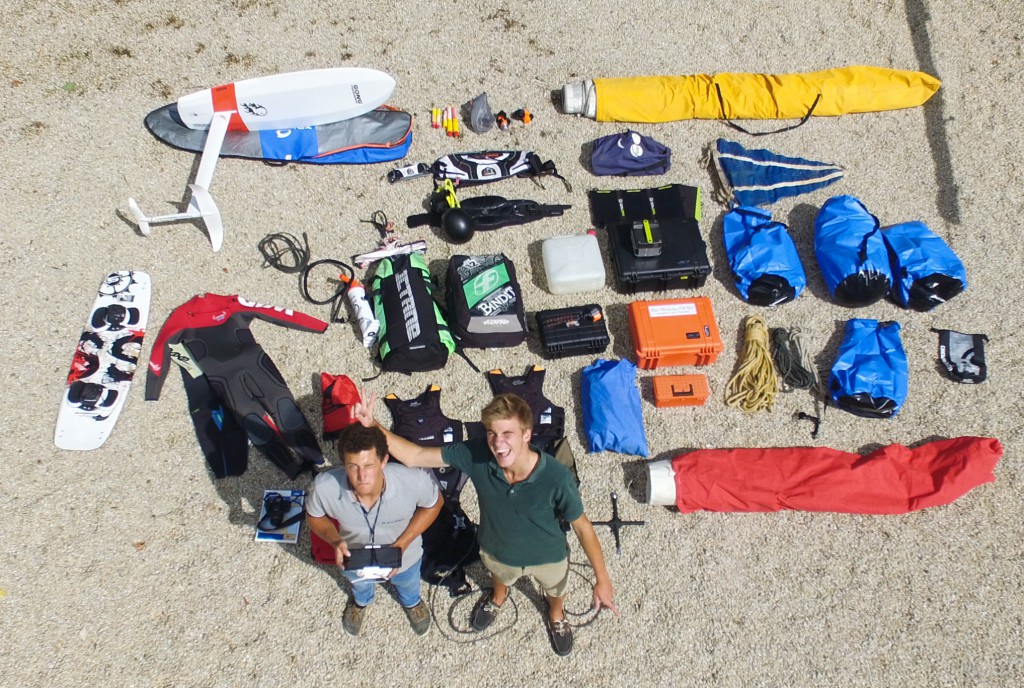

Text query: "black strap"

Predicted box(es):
[715, 83, 821, 136]
[257, 494, 305, 532]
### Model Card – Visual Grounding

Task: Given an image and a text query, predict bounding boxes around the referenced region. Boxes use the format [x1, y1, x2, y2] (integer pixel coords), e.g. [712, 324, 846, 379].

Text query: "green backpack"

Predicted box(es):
[370, 253, 454, 373]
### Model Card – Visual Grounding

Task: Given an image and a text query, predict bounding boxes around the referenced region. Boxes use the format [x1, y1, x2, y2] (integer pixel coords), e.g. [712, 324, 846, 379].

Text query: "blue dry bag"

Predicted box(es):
[590, 131, 671, 176]
[581, 358, 648, 456]
[882, 221, 967, 311]
[723, 206, 806, 306]
[828, 319, 908, 419]
[814, 195, 892, 307]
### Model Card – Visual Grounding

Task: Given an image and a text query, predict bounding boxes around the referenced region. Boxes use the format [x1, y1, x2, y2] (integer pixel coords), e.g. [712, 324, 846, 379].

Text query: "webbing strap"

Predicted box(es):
[715, 84, 821, 136]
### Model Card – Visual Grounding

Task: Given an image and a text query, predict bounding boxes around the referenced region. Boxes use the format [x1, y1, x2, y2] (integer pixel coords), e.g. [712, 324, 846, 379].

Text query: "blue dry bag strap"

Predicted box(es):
[715, 84, 821, 136]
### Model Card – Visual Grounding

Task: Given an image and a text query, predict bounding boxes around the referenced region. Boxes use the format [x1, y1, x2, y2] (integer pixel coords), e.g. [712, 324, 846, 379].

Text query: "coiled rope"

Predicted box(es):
[725, 315, 780, 413]
[770, 327, 821, 391]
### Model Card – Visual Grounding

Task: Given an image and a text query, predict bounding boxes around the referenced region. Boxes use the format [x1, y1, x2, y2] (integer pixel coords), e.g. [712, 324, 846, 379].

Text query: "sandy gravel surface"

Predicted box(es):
[1, 1, 1021, 686]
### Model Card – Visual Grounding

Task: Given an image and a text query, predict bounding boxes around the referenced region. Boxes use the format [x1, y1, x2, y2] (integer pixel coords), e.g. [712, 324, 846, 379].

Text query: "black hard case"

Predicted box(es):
[535, 305, 610, 359]
[588, 185, 711, 293]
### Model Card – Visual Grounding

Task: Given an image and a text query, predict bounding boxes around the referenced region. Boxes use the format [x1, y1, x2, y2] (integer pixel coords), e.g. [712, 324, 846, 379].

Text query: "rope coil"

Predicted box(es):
[725, 315, 780, 413]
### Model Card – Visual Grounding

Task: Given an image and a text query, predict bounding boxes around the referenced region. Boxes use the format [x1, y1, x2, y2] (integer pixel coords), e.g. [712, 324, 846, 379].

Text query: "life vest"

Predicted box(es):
[383, 385, 468, 502]
[486, 366, 566, 447]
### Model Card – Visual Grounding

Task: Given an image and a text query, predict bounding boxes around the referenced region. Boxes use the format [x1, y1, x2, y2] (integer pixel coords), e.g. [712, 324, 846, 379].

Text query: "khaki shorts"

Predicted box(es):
[479, 550, 570, 599]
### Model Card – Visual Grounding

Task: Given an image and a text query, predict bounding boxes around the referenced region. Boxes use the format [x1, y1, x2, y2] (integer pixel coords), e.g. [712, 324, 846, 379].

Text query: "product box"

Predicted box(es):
[653, 374, 711, 407]
[542, 233, 606, 294]
[535, 305, 610, 359]
[628, 297, 723, 368]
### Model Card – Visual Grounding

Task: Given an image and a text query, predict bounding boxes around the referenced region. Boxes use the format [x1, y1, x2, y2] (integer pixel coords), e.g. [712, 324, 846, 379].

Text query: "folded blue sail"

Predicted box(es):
[710, 139, 844, 207]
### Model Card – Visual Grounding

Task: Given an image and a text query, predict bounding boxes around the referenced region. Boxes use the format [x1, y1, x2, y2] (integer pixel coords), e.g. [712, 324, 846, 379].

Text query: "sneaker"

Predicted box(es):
[404, 601, 431, 636]
[342, 599, 367, 636]
[470, 591, 503, 631]
[547, 616, 573, 656]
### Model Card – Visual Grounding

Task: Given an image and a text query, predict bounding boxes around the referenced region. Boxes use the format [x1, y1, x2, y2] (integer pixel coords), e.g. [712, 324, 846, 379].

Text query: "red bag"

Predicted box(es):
[320, 373, 360, 439]
[669, 436, 1002, 514]
[311, 516, 341, 565]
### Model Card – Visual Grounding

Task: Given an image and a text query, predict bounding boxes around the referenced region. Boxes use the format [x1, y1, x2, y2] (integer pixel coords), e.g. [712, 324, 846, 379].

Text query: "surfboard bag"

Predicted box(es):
[144, 105, 413, 164]
[882, 221, 968, 311]
[590, 130, 671, 175]
[932, 328, 989, 384]
[814, 195, 892, 307]
[665, 436, 1002, 514]
[581, 358, 649, 456]
[320, 372, 360, 439]
[828, 319, 908, 418]
[431, 151, 570, 189]
[723, 206, 805, 306]
[370, 253, 455, 374]
[445, 254, 528, 349]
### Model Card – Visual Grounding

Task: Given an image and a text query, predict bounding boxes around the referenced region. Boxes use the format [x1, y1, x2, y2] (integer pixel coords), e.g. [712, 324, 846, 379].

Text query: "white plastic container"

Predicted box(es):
[542, 233, 606, 294]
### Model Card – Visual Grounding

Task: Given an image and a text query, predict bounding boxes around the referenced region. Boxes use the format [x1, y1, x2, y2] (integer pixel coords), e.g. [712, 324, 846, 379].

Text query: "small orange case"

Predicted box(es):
[628, 297, 724, 369]
[653, 374, 710, 407]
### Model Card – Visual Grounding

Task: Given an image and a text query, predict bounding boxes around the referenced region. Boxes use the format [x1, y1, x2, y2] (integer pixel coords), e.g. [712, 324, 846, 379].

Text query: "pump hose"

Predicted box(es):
[725, 315, 780, 413]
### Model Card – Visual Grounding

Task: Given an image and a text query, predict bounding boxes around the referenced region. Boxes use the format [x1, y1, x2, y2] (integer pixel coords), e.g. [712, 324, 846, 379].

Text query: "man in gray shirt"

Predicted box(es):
[307, 424, 441, 636]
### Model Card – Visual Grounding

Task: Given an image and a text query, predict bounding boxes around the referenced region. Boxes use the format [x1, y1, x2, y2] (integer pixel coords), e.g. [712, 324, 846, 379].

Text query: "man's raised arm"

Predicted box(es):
[351, 397, 445, 469]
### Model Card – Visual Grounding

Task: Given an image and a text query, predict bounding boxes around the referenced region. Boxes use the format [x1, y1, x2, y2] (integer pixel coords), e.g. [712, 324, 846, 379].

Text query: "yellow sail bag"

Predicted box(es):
[588, 66, 940, 123]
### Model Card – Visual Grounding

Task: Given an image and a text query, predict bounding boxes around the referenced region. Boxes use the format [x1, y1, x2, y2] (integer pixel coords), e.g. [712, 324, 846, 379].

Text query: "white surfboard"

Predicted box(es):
[176, 67, 397, 131]
[55, 271, 151, 451]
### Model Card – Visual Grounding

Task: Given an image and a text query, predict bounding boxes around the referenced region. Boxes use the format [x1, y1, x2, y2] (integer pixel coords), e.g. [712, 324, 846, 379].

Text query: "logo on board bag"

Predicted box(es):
[478, 285, 516, 316]
[351, 84, 363, 104]
[396, 270, 421, 340]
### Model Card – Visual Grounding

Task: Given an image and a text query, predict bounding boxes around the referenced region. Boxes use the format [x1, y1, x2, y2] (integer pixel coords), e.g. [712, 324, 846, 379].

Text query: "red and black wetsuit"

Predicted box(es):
[146, 294, 328, 479]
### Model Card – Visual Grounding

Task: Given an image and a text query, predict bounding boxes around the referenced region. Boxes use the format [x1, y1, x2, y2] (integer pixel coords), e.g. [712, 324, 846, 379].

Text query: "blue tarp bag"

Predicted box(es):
[814, 195, 892, 307]
[828, 319, 908, 419]
[590, 130, 671, 176]
[581, 358, 648, 456]
[882, 221, 967, 311]
[723, 206, 806, 306]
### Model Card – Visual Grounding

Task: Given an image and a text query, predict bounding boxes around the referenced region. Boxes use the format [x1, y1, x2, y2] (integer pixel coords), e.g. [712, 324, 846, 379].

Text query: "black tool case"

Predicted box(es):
[608, 217, 711, 292]
[535, 305, 610, 359]
[588, 184, 711, 293]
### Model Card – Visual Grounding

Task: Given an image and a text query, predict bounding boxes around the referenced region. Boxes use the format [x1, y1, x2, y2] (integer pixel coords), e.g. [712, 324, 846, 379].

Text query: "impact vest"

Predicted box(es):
[383, 385, 467, 501]
[487, 366, 566, 448]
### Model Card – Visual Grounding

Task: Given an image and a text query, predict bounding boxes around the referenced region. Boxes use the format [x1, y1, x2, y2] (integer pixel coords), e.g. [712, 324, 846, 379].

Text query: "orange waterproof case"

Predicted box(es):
[628, 297, 723, 368]
[653, 374, 711, 407]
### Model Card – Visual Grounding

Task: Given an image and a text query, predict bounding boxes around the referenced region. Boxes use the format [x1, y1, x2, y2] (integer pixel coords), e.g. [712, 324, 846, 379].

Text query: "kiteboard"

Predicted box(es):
[55, 271, 151, 451]
[176, 67, 396, 131]
[129, 67, 397, 251]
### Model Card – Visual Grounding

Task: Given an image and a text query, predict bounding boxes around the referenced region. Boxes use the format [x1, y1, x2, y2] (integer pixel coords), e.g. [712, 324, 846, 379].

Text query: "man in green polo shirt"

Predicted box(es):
[352, 392, 618, 656]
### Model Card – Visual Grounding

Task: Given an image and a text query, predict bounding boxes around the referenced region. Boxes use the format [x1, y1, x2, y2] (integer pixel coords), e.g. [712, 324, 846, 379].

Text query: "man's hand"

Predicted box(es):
[592, 578, 620, 617]
[351, 390, 377, 428]
[333, 540, 351, 569]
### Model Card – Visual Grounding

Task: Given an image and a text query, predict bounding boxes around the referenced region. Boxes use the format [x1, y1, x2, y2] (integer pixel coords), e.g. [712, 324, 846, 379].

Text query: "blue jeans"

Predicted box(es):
[342, 557, 423, 608]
